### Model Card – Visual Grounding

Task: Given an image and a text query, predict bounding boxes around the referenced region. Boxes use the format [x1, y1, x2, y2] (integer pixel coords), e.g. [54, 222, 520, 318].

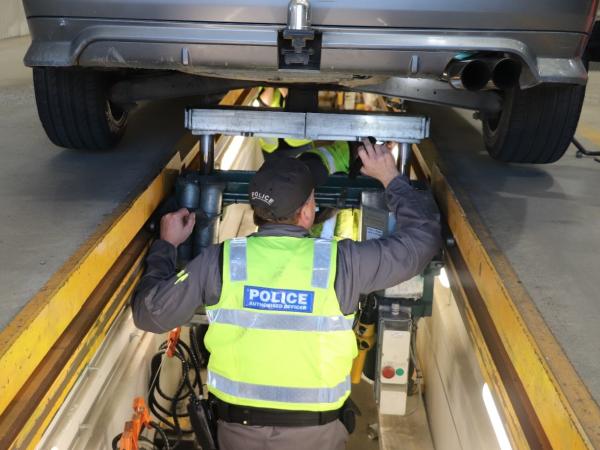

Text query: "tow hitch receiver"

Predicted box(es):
[279, 0, 322, 69]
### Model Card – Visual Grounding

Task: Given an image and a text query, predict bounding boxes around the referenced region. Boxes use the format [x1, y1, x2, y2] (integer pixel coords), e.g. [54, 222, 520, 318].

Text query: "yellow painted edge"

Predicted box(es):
[15, 89, 262, 446]
[0, 148, 192, 416]
[441, 170, 590, 450]
[413, 145, 527, 448]
[0, 89, 254, 417]
[13, 250, 146, 449]
[416, 142, 593, 449]
[444, 256, 530, 450]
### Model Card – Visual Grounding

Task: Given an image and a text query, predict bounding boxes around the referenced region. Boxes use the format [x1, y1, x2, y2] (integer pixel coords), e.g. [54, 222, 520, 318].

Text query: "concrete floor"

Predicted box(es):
[0, 37, 191, 331]
[413, 66, 600, 404]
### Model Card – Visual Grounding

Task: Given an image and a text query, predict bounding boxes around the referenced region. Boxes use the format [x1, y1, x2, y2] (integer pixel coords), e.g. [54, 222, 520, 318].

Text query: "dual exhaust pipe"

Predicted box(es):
[444, 56, 522, 91]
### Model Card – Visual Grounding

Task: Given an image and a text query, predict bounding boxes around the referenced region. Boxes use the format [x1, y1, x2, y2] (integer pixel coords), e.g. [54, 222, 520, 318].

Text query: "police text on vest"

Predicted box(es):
[243, 286, 315, 313]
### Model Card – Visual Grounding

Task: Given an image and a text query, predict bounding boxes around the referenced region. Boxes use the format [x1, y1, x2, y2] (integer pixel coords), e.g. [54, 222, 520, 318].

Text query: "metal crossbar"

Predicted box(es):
[185, 107, 430, 143]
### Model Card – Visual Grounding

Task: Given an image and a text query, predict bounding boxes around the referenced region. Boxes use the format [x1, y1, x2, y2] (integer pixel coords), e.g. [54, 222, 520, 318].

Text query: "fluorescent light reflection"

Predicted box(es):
[219, 135, 246, 170]
[438, 267, 450, 289]
[482, 383, 513, 450]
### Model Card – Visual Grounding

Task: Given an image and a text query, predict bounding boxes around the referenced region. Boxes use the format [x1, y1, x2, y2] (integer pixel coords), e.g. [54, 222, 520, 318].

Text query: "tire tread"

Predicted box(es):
[483, 83, 586, 164]
[32, 67, 127, 151]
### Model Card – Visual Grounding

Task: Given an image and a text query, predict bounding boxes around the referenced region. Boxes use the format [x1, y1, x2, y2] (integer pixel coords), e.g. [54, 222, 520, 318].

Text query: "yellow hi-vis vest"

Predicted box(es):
[304, 141, 351, 174]
[310, 209, 361, 241]
[259, 136, 314, 153]
[257, 88, 313, 153]
[205, 236, 357, 411]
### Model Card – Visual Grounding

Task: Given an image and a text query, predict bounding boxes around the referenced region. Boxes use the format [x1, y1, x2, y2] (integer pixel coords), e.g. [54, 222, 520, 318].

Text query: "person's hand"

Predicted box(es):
[160, 208, 196, 247]
[357, 138, 400, 188]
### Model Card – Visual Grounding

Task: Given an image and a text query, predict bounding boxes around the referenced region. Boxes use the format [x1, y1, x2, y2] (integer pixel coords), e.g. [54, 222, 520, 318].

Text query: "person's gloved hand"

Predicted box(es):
[357, 138, 399, 188]
[160, 208, 196, 247]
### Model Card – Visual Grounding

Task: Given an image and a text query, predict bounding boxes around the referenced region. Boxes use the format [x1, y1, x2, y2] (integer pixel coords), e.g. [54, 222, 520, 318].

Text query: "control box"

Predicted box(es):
[375, 304, 412, 415]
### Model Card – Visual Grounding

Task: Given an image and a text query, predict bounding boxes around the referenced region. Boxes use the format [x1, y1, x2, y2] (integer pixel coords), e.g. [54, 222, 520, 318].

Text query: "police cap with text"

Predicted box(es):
[249, 157, 320, 219]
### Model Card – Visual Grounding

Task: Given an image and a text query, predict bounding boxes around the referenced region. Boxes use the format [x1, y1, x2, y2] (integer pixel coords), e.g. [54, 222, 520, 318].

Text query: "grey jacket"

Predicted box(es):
[132, 175, 441, 333]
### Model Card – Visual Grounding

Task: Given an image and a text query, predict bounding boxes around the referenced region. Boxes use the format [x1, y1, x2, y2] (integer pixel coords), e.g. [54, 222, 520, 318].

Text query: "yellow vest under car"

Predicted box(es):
[205, 236, 357, 411]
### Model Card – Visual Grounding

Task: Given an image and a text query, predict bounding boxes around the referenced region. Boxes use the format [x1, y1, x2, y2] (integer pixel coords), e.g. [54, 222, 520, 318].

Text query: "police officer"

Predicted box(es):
[256, 87, 358, 241]
[132, 139, 441, 450]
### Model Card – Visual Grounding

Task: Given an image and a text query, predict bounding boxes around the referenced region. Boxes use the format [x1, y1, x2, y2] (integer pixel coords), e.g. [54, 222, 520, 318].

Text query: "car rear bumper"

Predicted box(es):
[24, 17, 589, 87]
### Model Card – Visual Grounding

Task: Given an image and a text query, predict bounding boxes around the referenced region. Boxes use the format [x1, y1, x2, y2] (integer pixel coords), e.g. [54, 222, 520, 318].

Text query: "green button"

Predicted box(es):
[396, 368, 404, 376]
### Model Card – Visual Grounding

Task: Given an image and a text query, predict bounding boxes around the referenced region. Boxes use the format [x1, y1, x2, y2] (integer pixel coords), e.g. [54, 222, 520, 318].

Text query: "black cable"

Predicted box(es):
[573, 137, 600, 157]
[146, 333, 204, 447]
[573, 137, 600, 164]
[148, 350, 193, 432]
[189, 326, 205, 385]
[113, 329, 204, 449]
[151, 421, 171, 450]
[111, 433, 122, 450]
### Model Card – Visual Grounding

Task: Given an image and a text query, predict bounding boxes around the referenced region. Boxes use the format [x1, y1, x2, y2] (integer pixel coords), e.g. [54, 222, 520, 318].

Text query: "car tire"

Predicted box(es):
[482, 83, 586, 163]
[32, 67, 128, 150]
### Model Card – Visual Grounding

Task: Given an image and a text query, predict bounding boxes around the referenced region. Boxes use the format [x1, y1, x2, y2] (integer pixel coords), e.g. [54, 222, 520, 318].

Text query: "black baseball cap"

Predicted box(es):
[249, 157, 326, 219]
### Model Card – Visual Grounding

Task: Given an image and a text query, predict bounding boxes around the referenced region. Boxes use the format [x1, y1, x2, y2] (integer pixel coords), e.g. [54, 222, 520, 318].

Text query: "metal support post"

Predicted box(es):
[399, 142, 412, 177]
[193, 180, 224, 257]
[200, 134, 215, 174]
[185, 134, 222, 257]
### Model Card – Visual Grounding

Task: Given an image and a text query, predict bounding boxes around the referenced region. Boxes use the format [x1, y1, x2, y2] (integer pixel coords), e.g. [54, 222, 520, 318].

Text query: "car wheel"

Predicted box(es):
[33, 67, 128, 150]
[482, 83, 586, 163]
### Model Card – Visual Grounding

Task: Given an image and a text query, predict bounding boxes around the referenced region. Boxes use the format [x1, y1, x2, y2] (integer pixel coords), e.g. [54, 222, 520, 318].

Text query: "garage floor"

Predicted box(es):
[412, 64, 600, 404]
[0, 36, 190, 331]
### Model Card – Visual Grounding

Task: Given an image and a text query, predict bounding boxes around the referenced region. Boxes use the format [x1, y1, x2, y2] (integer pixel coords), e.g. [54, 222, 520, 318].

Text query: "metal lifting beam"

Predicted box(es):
[185, 107, 430, 143]
[178, 106, 430, 260]
[183, 105, 429, 209]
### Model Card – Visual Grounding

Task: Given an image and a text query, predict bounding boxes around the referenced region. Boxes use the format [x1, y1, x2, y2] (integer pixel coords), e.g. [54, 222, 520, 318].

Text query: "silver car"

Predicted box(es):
[22, 0, 599, 163]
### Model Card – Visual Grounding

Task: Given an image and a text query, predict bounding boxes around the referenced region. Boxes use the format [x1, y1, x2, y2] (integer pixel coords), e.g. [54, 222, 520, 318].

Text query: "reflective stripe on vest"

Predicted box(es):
[311, 146, 337, 174]
[208, 370, 351, 405]
[207, 308, 354, 332]
[312, 238, 332, 289]
[310, 209, 360, 241]
[229, 237, 332, 289]
[229, 237, 247, 282]
[320, 215, 338, 240]
[304, 141, 350, 174]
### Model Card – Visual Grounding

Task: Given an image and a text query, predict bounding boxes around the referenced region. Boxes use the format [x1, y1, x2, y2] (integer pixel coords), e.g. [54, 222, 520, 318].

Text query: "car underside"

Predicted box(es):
[22, 0, 600, 163]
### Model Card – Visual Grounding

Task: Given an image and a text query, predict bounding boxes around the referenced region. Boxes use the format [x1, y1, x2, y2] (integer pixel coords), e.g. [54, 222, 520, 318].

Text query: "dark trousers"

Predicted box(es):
[217, 419, 349, 450]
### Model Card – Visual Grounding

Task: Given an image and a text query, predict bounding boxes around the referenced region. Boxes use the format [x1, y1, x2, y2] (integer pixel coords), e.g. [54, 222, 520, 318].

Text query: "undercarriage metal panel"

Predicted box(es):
[354, 78, 503, 113]
[24, 18, 589, 88]
[23, 0, 596, 33]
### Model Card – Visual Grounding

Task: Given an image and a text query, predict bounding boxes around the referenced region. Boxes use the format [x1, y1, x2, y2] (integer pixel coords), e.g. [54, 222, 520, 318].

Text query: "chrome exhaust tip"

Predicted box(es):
[490, 58, 522, 90]
[444, 59, 491, 91]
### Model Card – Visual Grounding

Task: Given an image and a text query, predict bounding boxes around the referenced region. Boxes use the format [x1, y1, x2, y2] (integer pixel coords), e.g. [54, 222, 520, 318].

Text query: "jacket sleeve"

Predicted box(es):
[131, 239, 222, 333]
[335, 175, 442, 315]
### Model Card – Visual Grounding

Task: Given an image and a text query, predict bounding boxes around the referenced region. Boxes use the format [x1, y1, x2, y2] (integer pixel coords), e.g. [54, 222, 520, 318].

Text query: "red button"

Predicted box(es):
[382, 366, 395, 379]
